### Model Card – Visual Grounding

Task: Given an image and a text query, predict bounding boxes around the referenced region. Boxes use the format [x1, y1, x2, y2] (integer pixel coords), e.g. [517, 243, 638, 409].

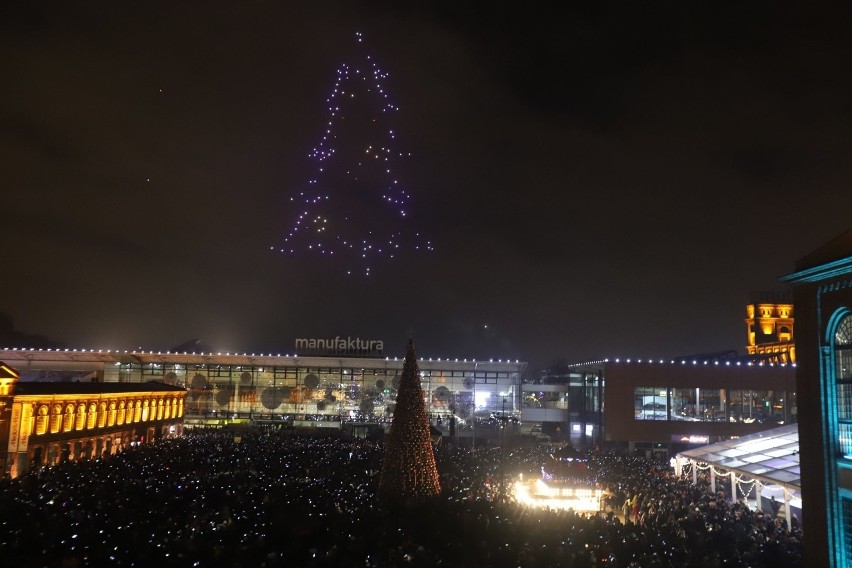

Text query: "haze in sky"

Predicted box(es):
[2, 2, 851, 372]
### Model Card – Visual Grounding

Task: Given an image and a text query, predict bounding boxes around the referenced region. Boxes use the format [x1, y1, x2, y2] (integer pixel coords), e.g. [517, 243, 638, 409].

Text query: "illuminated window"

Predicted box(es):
[634, 387, 667, 420]
[117, 401, 126, 425]
[727, 389, 786, 423]
[164, 399, 172, 420]
[36, 405, 49, 435]
[134, 401, 142, 423]
[98, 402, 107, 428]
[156, 399, 164, 420]
[178, 398, 184, 417]
[63, 404, 76, 432]
[672, 388, 726, 422]
[86, 404, 97, 429]
[76, 404, 86, 430]
[108, 402, 117, 427]
[142, 400, 150, 422]
[50, 405, 62, 433]
[836, 315, 852, 458]
[844, 498, 852, 561]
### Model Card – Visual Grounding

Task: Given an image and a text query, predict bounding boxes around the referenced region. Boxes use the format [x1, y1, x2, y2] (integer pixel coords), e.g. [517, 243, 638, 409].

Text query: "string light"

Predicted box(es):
[378, 339, 441, 500]
[568, 357, 795, 369]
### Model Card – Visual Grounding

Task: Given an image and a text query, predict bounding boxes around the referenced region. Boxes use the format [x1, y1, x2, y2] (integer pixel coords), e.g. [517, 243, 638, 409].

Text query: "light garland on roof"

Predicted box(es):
[568, 358, 795, 368]
[0, 347, 525, 367]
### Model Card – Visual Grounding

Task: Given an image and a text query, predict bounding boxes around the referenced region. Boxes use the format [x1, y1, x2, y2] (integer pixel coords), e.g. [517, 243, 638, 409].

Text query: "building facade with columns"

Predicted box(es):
[0, 361, 186, 478]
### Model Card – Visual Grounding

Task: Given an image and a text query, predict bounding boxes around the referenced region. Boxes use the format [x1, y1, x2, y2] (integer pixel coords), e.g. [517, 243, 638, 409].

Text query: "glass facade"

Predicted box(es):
[103, 359, 521, 423]
[634, 386, 794, 423]
[523, 390, 569, 410]
[633, 386, 668, 420]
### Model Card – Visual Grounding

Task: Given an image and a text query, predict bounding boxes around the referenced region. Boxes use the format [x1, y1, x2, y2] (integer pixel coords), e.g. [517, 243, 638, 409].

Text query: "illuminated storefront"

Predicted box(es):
[0, 348, 526, 428]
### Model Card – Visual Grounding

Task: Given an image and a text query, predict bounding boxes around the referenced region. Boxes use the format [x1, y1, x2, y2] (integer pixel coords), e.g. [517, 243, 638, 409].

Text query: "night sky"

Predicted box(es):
[3, 2, 852, 373]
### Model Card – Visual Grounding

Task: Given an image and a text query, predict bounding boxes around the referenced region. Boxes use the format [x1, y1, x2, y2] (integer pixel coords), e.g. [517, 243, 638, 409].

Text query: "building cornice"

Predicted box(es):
[780, 256, 852, 285]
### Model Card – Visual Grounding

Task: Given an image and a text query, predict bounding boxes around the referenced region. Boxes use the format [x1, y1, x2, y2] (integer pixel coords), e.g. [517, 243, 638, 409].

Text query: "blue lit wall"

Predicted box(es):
[783, 240, 852, 568]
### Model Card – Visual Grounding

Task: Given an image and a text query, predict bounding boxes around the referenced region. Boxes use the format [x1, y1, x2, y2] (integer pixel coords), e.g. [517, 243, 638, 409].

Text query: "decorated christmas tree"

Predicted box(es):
[378, 339, 441, 501]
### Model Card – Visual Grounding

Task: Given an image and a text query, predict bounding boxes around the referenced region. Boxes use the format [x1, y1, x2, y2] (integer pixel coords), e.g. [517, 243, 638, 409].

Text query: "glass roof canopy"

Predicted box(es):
[677, 424, 800, 489]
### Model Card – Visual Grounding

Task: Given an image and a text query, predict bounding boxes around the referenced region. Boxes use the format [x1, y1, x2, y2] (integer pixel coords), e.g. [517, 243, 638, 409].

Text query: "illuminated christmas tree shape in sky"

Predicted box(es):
[378, 339, 441, 501]
[274, 32, 432, 276]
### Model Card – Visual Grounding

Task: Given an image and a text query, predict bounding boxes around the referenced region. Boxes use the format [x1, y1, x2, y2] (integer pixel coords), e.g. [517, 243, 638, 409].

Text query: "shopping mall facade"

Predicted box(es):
[589, 359, 797, 457]
[0, 346, 527, 430]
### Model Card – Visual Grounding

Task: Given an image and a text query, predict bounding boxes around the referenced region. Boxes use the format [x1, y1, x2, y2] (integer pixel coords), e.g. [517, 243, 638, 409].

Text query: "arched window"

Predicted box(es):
[63, 404, 76, 432]
[50, 405, 62, 433]
[141, 400, 150, 422]
[164, 399, 172, 420]
[156, 399, 164, 420]
[836, 315, 852, 458]
[178, 398, 184, 417]
[76, 404, 86, 431]
[108, 402, 117, 427]
[133, 400, 142, 423]
[117, 401, 126, 425]
[86, 403, 97, 429]
[98, 402, 107, 428]
[36, 405, 49, 435]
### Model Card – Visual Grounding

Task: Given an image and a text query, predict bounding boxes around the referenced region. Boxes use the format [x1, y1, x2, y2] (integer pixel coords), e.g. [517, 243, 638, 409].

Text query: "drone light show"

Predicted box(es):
[273, 32, 432, 276]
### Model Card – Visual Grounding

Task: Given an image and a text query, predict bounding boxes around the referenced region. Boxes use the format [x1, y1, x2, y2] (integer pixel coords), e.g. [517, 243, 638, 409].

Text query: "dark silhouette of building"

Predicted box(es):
[0, 313, 64, 350]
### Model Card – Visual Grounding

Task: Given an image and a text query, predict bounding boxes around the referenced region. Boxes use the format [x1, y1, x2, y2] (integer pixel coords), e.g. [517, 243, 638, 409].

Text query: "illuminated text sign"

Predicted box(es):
[295, 337, 384, 357]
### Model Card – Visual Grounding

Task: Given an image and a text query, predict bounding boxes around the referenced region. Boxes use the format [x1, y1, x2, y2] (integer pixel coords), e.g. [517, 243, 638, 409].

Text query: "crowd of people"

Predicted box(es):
[0, 428, 803, 567]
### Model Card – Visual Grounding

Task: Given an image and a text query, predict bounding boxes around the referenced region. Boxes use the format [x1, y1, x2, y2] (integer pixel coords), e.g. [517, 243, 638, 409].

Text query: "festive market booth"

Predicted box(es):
[513, 444, 602, 512]
[674, 424, 801, 528]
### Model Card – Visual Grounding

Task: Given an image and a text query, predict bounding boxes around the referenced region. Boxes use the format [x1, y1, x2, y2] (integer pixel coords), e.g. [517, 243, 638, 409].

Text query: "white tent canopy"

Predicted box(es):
[675, 424, 800, 527]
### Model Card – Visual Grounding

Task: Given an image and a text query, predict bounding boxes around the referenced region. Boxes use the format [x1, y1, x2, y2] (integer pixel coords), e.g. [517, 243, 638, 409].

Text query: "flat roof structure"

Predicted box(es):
[675, 424, 801, 528]
[677, 424, 800, 489]
[0, 347, 527, 427]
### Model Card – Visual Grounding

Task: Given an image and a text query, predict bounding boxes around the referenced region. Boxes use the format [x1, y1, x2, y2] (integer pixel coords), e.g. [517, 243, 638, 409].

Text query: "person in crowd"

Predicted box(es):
[0, 429, 803, 567]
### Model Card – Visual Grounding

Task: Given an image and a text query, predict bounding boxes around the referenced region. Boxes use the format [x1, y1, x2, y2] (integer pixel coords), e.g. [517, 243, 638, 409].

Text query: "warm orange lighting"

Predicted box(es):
[513, 478, 602, 512]
[745, 300, 795, 363]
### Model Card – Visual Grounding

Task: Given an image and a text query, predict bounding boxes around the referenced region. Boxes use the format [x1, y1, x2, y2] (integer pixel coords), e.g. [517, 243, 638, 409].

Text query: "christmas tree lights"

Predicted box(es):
[274, 32, 432, 275]
[378, 339, 441, 501]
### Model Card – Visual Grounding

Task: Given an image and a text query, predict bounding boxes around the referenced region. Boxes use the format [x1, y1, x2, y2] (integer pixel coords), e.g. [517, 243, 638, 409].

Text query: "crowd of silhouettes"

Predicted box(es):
[0, 428, 802, 567]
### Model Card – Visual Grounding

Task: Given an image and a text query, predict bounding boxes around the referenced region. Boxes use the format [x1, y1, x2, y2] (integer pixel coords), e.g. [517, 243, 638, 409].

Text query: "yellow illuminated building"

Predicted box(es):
[0, 361, 186, 478]
[745, 295, 795, 364]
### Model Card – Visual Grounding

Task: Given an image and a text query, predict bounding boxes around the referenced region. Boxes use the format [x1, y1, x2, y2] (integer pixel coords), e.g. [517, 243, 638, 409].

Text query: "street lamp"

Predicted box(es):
[501, 396, 506, 499]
